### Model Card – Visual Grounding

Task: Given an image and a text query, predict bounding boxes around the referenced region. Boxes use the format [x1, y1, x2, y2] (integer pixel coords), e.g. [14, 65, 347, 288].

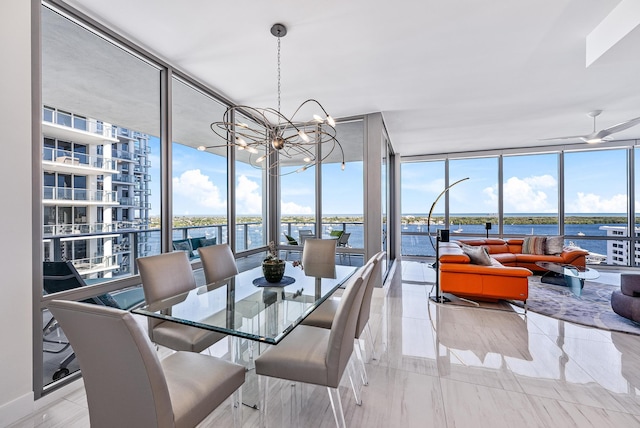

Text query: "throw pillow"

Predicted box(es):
[461, 244, 493, 266]
[199, 237, 217, 247]
[173, 239, 193, 254]
[545, 236, 564, 255]
[522, 236, 546, 255]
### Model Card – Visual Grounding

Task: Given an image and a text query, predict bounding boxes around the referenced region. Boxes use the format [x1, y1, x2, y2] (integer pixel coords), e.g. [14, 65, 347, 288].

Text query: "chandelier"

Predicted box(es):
[200, 23, 345, 175]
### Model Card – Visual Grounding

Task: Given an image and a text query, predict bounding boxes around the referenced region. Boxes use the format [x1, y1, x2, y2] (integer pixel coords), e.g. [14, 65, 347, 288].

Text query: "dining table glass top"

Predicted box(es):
[133, 262, 358, 345]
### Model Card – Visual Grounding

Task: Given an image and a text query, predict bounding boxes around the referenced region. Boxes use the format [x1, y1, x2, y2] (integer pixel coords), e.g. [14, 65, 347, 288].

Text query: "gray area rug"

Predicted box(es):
[510, 276, 640, 335]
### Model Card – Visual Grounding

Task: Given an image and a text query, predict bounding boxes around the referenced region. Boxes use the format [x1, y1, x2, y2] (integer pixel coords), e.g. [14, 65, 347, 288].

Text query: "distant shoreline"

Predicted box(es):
[152, 214, 631, 229]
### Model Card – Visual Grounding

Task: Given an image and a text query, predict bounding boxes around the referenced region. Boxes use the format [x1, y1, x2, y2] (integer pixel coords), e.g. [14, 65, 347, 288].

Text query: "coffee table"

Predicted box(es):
[535, 261, 600, 296]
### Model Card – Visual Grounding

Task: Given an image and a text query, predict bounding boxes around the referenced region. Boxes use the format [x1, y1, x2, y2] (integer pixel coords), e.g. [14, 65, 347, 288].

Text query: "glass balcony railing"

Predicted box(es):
[111, 174, 137, 184]
[43, 147, 117, 171]
[119, 197, 140, 206]
[43, 186, 117, 203]
[110, 148, 136, 161]
[70, 254, 118, 271]
[43, 220, 147, 237]
[43, 107, 116, 138]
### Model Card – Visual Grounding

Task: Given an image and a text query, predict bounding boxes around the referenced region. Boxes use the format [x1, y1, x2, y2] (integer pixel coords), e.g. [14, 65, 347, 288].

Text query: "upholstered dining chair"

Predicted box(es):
[136, 251, 226, 353]
[282, 233, 299, 260]
[336, 232, 351, 263]
[302, 251, 386, 387]
[47, 300, 245, 428]
[198, 243, 239, 284]
[302, 238, 337, 278]
[255, 262, 374, 428]
[298, 229, 314, 246]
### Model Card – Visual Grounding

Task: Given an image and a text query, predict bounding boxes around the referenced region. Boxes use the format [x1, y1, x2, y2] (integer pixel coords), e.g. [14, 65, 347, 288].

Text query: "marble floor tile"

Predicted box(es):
[12, 260, 640, 428]
[439, 377, 547, 428]
[526, 394, 640, 428]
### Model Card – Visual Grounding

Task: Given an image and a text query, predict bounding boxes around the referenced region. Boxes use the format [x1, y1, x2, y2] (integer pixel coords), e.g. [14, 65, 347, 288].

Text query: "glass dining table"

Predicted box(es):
[133, 261, 357, 407]
[134, 262, 357, 344]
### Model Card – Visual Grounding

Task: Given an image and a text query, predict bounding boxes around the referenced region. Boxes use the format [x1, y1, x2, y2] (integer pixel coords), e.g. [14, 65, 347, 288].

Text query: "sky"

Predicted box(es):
[150, 138, 634, 218]
[148, 137, 364, 216]
[401, 149, 633, 215]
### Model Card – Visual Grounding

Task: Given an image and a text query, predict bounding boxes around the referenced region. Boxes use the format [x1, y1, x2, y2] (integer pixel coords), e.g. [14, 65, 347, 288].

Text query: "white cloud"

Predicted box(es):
[485, 175, 557, 213]
[567, 192, 627, 213]
[236, 174, 263, 214]
[281, 201, 313, 215]
[172, 169, 225, 212]
[402, 178, 446, 194]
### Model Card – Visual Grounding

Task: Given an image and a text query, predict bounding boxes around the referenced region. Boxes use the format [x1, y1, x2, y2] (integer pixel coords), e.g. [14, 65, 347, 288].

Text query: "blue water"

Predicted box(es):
[140, 221, 622, 259]
[401, 223, 618, 257]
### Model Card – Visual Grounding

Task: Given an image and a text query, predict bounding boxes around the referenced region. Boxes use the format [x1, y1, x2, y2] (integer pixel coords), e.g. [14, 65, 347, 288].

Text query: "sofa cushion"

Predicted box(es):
[621, 274, 640, 297]
[199, 237, 217, 247]
[461, 244, 493, 266]
[515, 253, 564, 264]
[491, 253, 517, 264]
[545, 236, 564, 255]
[522, 236, 546, 255]
[173, 239, 193, 253]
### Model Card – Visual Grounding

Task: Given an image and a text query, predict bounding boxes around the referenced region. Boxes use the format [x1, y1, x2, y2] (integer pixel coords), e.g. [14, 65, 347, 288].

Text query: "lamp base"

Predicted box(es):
[429, 295, 451, 304]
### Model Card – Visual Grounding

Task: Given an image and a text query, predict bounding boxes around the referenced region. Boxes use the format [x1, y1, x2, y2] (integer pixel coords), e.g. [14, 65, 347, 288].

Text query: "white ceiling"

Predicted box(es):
[61, 0, 640, 157]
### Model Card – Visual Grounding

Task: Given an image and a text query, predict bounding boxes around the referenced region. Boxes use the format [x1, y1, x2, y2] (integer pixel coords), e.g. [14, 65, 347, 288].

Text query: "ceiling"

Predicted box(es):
[60, 0, 640, 157]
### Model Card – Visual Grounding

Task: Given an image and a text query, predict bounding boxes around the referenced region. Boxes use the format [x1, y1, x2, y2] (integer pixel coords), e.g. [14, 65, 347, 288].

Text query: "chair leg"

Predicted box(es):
[347, 359, 362, 406]
[353, 339, 368, 386]
[365, 323, 376, 361]
[259, 375, 269, 428]
[231, 386, 243, 428]
[327, 386, 347, 428]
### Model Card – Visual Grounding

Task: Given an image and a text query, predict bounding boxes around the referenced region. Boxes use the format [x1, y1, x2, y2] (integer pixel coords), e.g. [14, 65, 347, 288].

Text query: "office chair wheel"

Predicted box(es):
[52, 368, 69, 381]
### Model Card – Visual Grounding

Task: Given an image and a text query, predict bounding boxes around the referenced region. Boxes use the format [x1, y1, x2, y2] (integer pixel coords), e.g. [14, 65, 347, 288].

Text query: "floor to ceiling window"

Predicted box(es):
[40, 3, 161, 389]
[322, 119, 365, 265]
[280, 144, 316, 250]
[400, 146, 638, 267]
[448, 157, 499, 236]
[565, 148, 628, 264]
[234, 113, 267, 252]
[401, 160, 445, 257]
[502, 153, 559, 236]
[171, 78, 229, 256]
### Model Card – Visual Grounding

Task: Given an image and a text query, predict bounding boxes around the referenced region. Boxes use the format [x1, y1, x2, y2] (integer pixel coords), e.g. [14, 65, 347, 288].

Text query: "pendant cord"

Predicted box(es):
[277, 35, 281, 115]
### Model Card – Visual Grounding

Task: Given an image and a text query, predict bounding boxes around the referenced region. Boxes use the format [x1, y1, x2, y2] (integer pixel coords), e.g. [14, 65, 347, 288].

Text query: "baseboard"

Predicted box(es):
[0, 378, 84, 427]
[0, 391, 34, 427]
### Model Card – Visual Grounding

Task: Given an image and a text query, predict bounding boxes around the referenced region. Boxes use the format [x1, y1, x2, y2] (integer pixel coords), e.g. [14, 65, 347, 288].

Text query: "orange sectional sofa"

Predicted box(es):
[457, 238, 588, 271]
[437, 238, 588, 303]
[438, 242, 531, 303]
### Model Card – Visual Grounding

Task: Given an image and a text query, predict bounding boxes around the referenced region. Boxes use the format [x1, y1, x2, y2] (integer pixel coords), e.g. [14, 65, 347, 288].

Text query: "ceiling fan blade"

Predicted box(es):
[601, 116, 640, 135]
[538, 134, 588, 141]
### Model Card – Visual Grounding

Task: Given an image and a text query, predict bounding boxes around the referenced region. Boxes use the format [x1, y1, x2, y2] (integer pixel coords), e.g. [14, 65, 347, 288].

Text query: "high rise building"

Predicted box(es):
[42, 106, 152, 279]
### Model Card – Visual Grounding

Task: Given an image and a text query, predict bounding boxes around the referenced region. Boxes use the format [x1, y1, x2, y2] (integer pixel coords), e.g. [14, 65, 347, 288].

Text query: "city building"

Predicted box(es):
[42, 106, 152, 279]
[600, 225, 640, 266]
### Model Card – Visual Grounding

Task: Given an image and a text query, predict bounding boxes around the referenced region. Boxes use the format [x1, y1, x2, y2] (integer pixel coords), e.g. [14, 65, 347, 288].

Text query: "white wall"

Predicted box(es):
[0, 0, 35, 425]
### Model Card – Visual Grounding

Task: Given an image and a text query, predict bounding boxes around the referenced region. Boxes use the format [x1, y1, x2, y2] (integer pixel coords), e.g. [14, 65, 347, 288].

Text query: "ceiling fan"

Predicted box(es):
[540, 110, 640, 144]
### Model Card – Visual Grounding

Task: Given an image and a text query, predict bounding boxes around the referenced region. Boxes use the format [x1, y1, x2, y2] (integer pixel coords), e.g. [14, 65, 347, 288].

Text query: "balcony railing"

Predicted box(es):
[43, 107, 116, 138]
[70, 255, 118, 272]
[43, 221, 146, 237]
[43, 220, 364, 281]
[43, 186, 117, 203]
[110, 148, 136, 161]
[119, 197, 140, 206]
[43, 147, 117, 171]
[111, 174, 137, 184]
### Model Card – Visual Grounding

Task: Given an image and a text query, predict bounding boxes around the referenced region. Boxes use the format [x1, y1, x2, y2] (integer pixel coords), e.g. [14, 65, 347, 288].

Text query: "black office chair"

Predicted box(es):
[42, 261, 145, 380]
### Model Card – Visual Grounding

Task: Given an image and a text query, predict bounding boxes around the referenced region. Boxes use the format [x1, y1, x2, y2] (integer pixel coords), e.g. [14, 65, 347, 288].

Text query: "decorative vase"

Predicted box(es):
[262, 259, 286, 283]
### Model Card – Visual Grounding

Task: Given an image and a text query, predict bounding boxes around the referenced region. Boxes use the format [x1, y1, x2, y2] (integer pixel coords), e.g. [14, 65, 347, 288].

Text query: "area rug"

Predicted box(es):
[509, 276, 640, 336]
